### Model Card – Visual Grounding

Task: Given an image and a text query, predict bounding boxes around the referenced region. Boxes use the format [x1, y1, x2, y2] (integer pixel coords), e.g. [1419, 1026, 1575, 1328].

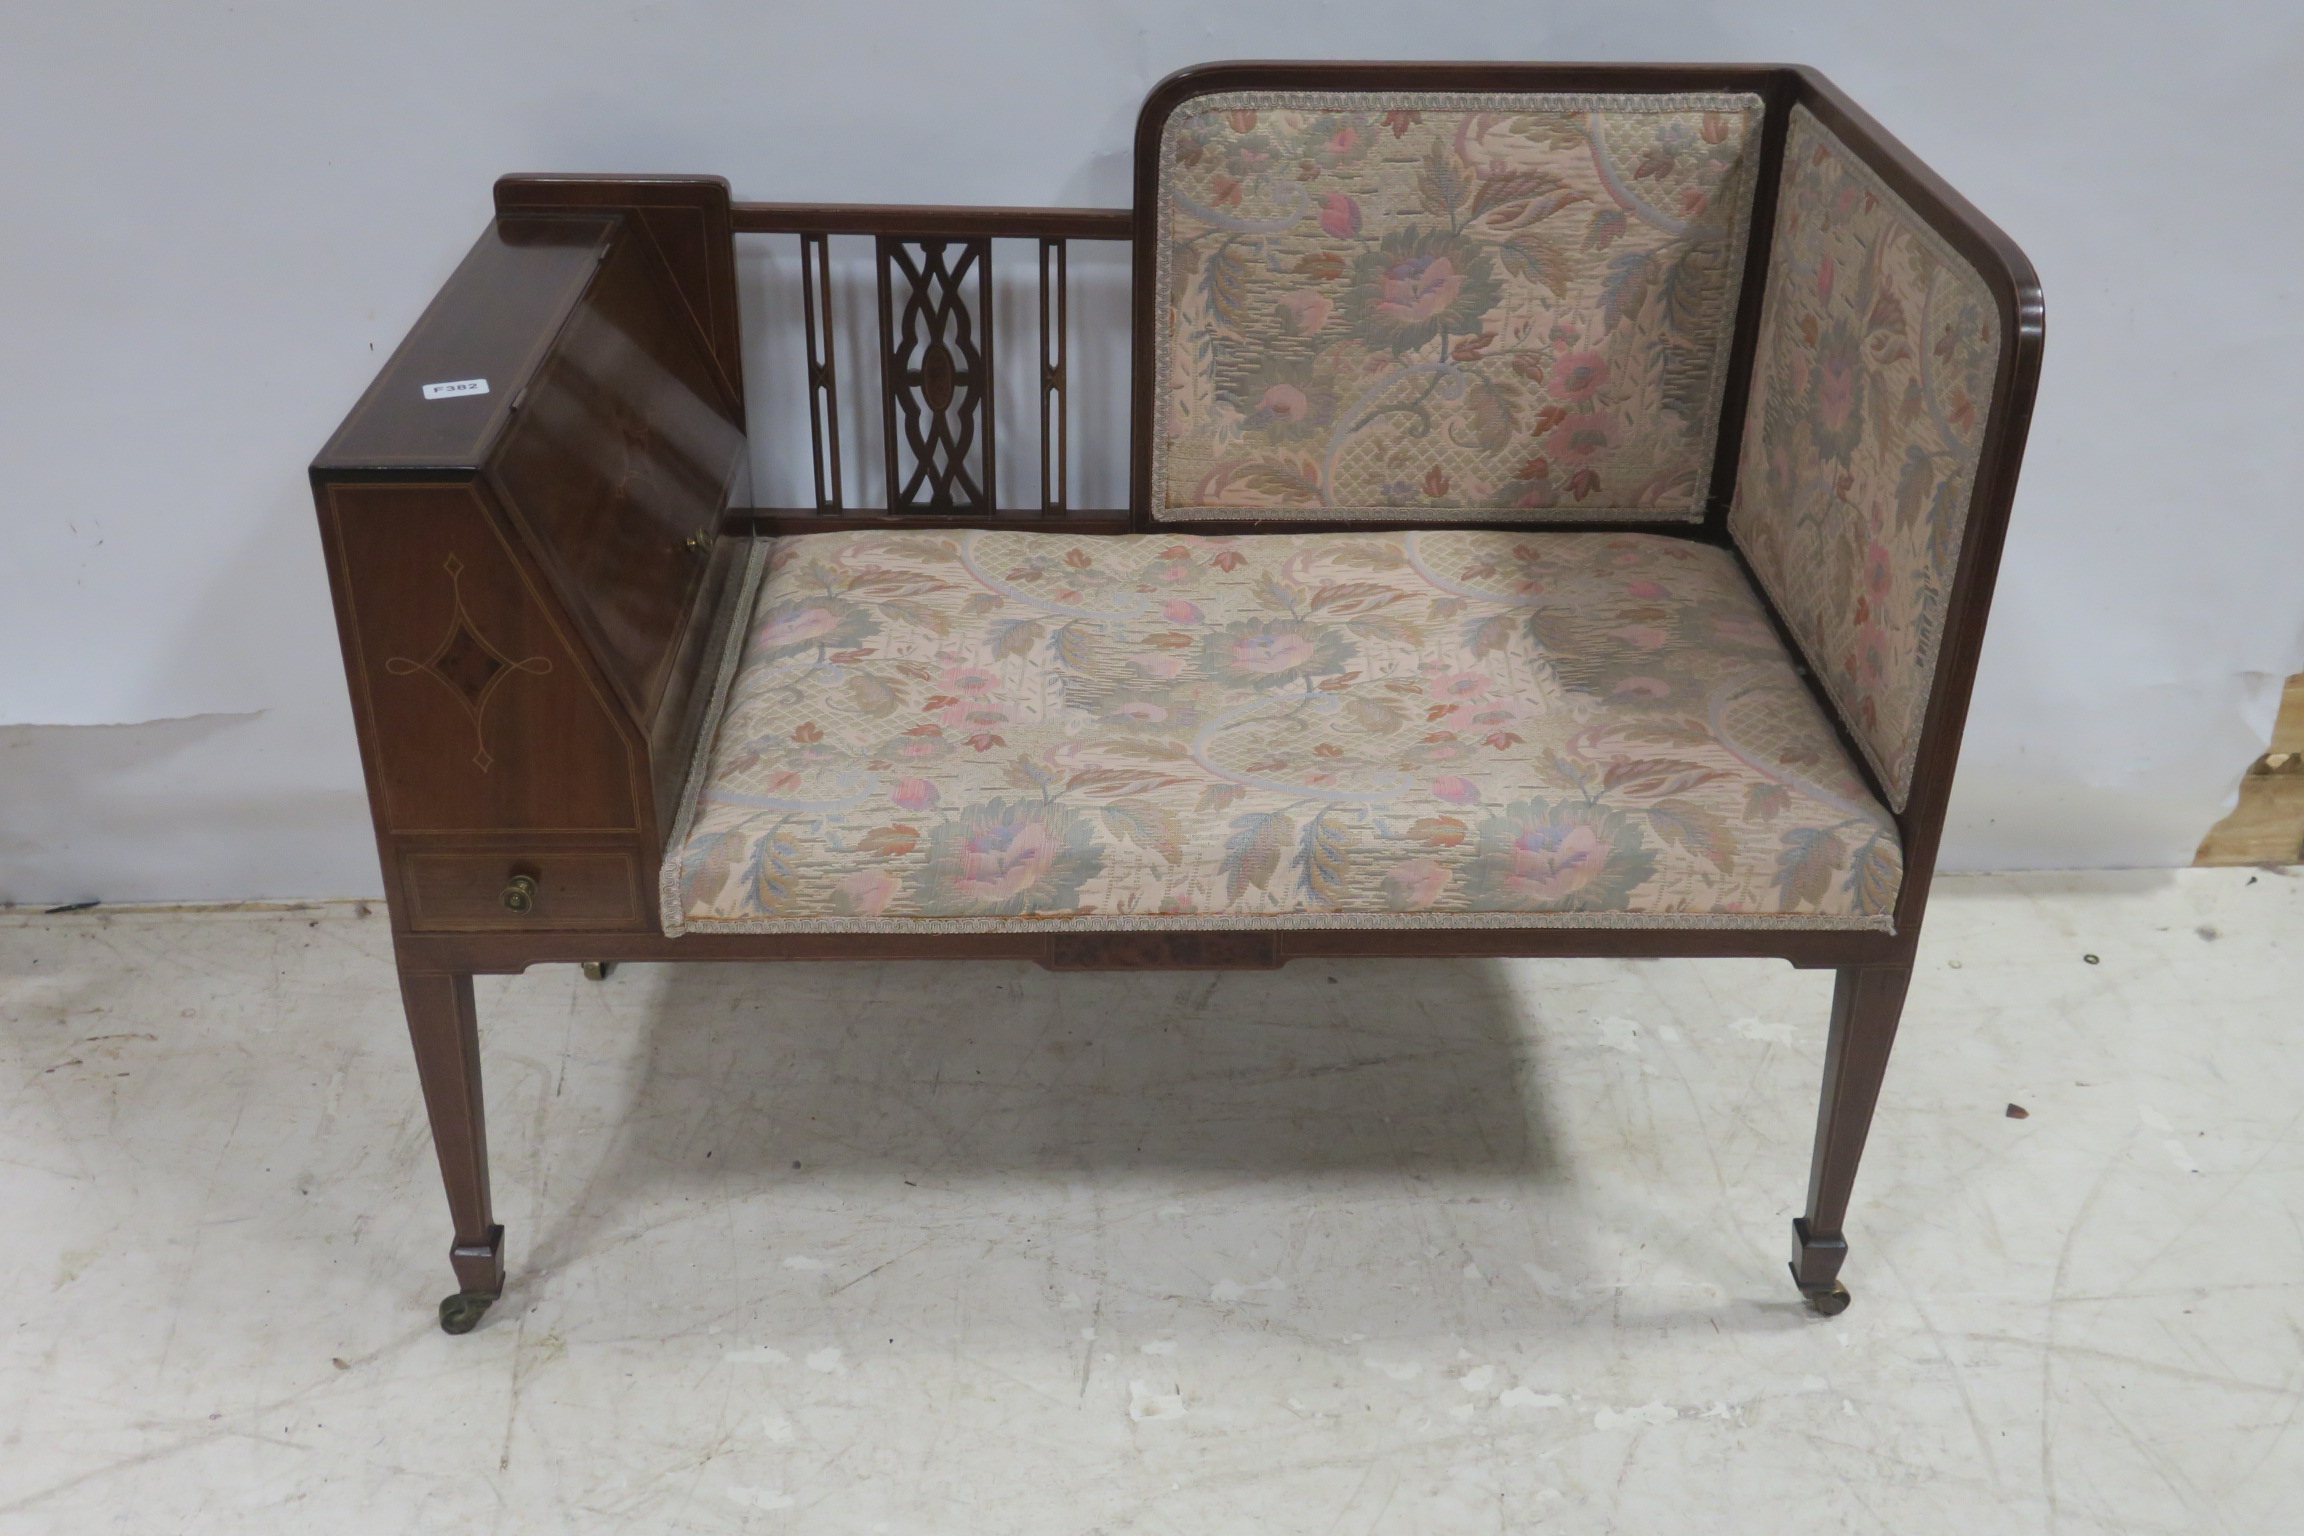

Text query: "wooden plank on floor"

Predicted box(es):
[2196, 670, 2304, 866]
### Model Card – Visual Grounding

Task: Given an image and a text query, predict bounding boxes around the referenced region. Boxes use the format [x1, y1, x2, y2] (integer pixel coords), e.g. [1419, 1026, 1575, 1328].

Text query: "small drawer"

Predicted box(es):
[400, 850, 645, 931]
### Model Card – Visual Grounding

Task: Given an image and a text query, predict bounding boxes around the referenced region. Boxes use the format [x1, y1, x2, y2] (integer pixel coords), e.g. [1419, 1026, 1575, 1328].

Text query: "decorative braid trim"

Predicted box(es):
[1170, 88, 1770, 116]
[658, 536, 770, 938]
[1149, 88, 1766, 526]
[663, 907, 1894, 937]
[1153, 502, 1700, 524]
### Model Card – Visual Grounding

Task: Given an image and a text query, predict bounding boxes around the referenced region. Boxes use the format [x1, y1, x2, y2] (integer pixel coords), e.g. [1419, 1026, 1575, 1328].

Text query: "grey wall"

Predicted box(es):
[3, 1, 2299, 904]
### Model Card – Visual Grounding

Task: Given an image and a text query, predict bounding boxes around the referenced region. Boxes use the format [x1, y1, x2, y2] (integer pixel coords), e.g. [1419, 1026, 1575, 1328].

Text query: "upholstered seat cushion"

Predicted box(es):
[661, 529, 1901, 934]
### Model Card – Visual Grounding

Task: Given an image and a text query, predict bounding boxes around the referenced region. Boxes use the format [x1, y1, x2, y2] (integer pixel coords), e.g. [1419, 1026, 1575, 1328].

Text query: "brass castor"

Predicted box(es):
[581, 961, 616, 982]
[1800, 1281, 1852, 1317]
[438, 1290, 497, 1334]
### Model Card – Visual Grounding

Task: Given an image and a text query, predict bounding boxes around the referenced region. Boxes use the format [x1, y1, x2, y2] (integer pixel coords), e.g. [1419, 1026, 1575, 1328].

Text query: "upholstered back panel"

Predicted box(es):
[1728, 106, 2002, 810]
[1150, 91, 1766, 523]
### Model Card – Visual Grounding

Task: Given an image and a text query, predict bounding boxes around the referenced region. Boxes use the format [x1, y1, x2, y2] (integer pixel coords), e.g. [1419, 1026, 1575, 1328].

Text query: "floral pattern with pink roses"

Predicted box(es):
[1728, 107, 2002, 809]
[665, 527, 1900, 932]
[1153, 91, 1765, 522]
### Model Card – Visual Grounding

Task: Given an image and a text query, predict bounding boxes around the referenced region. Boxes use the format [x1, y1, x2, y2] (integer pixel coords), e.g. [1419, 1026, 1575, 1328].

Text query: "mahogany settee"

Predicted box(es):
[311, 62, 2042, 1333]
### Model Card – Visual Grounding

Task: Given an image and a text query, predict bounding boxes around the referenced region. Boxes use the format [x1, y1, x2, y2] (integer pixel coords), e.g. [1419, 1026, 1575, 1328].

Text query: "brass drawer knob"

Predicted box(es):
[501, 874, 539, 915]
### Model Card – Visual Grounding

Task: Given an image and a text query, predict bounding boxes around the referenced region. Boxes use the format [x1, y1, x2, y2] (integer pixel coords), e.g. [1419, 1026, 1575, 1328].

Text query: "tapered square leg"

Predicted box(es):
[398, 969, 504, 1333]
[1790, 963, 1911, 1316]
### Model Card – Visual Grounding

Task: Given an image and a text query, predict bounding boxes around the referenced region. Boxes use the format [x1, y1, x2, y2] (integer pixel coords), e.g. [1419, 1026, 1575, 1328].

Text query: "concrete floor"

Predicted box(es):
[1, 870, 2299, 1534]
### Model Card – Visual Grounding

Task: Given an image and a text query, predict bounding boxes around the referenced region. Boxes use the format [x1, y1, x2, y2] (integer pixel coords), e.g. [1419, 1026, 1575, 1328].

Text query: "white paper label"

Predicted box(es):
[421, 378, 489, 400]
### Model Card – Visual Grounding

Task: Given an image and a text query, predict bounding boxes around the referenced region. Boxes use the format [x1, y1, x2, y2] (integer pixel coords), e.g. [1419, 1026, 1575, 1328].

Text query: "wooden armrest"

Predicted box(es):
[312, 184, 751, 935]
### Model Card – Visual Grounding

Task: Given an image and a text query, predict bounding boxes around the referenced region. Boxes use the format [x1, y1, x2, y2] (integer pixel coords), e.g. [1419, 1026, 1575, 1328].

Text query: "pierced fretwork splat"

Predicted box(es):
[876, 237, 994, 511]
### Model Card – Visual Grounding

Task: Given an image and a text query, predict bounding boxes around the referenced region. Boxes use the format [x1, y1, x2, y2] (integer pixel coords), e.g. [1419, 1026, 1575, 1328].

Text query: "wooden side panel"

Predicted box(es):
[322, 482, 642, 834]
[315, 216, 616, 472]
[495, 174, 745, 411]
[486, 228, 747, 728]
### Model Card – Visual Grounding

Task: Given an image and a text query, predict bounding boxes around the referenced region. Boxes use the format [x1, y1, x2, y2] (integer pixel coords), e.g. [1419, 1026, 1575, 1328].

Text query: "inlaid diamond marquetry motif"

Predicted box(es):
[384, 553, 552, 771]
[432, 621, 507, 706]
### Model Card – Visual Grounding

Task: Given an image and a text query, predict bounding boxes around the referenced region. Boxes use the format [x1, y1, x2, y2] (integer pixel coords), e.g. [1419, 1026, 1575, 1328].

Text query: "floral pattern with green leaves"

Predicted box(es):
[1152, 91, 1765, 522]
[1729, 106, 2002, 809]
[664, 528, 1901, 932]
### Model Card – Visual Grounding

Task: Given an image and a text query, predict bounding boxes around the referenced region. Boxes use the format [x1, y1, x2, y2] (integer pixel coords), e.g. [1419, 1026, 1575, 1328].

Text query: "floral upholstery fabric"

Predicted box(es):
[662, 529, 1900, 934]
[1728, 106, 2002, 809]
[1151, 91, 1765, 523]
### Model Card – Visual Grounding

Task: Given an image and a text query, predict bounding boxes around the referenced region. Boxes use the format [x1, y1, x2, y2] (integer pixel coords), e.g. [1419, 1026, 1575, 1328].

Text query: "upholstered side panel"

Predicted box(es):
[1151, 91, 1765, 523]
[1728, 106, 2002, 809]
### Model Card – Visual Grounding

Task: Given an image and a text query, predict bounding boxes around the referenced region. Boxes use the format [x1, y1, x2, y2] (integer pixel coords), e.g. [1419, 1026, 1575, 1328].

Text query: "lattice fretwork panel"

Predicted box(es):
[876, 237, 994, 511]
